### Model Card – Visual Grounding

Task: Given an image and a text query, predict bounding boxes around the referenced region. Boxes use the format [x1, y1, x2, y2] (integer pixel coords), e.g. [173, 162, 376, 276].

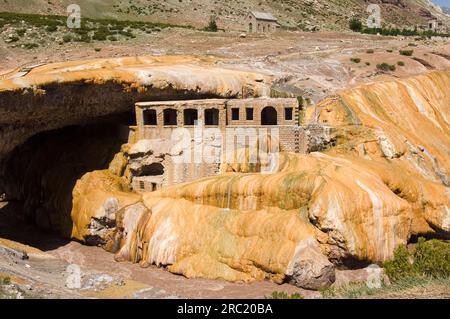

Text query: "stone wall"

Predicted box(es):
[129, 98, 336, 192]
[246, 14, 278, 33]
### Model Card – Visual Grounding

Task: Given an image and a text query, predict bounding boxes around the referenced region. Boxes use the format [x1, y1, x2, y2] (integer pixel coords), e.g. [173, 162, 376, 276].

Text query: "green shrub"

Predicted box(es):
[376, 62, 396, 71]
[349, 18, 362, 32]
[414, 238, 450, 278]
[384, 238, 450, 282]
[0, 276, 11, 285]
[7, 35, 19, 42]
[366, 49, 374, 54]
[386, 49, 393, 53]
[119, 30, 136, 38]
[23, 42, 39, 49]
[408, 42, 417, 47]
[92, 31, 107, 41]
[107, 35, 118, 41]
[350, 57, 361, 63]
[321, 276, 449, 299]
[62, 34, 72, 43]
[74, 34, 91, 43]
[399, 49, 414, 56]
[365, 62, 371, 66]
[45, 24, 57, 32]
[16, 28, 26, 36]
[204, 16, 218, 32]
[384, 245, 415, 282]
[397, 61, 405, 66]
[265, 291, 303, 299]
[297, 96, 304, 108]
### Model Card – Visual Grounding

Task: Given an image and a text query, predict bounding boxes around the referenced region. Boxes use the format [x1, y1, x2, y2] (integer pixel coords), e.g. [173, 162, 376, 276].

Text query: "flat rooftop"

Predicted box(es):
[135, 97, 297, 108]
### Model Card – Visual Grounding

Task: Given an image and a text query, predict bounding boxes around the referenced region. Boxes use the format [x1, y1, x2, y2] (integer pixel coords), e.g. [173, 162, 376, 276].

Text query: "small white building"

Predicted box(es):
[246, 11, 280, 33]
[428, 19, 439, 32]
[426, 19, 447, 33]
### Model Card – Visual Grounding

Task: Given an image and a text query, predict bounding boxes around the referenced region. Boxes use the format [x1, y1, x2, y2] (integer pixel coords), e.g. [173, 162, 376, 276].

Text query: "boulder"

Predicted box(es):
[286, 238, 335, 290]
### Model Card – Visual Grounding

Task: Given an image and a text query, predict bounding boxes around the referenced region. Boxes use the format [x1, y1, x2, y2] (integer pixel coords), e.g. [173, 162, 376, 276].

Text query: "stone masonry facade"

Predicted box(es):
[128, 98, 333, 192]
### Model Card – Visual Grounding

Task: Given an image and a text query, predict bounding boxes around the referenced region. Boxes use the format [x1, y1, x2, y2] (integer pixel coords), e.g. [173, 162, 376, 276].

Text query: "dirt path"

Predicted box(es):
[48, 241, 319, 299]
[0, 201, 319, 299]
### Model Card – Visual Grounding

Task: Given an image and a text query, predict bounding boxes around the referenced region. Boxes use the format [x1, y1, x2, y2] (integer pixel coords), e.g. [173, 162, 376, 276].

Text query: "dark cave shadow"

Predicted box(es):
[0, 201, 71, 251]
[0, 112, 134, 252]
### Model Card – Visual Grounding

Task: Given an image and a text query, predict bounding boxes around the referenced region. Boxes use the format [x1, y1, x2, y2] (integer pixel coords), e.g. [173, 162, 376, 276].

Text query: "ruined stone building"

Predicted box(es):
[417, 19, 447, 33]
[429, 19, 447, 33]
[128, 98, 312, 192]
[246, 11, 280, 33]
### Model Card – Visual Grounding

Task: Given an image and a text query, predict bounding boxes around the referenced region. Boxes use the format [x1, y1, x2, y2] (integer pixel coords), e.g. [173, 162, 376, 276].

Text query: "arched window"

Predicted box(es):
[205, 108, 219, 126]
[261, 106, 277, 125]
[184, 109, 198, 126]
[163, 108, 177, 126]
[143, 109, 157, 125]
[249, 22, 253, 33]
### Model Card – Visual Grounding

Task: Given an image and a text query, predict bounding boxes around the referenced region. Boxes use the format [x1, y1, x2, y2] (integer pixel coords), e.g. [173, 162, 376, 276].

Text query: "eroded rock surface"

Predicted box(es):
[1, 52, 449, 290]
[286, 238, 335, 290]
[68, 70, 449, 290]
[0, 56, 270, 159]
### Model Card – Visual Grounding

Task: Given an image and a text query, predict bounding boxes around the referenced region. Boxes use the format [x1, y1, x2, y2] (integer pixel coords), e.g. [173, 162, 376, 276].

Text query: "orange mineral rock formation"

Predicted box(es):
[70, 69, 449, 290]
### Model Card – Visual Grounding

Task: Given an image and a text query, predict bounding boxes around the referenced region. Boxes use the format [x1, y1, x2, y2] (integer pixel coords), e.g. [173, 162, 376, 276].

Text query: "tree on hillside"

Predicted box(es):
[349, 18, 362, 32]
[204, 15, 218, 32]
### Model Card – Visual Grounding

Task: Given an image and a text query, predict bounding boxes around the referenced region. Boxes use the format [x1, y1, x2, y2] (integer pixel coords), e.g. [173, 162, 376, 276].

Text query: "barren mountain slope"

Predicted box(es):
[0, 0, 448, 30]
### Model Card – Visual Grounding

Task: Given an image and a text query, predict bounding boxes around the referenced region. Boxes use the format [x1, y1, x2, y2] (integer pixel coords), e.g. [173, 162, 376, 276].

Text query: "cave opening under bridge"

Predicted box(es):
[0, 111, 135, 250]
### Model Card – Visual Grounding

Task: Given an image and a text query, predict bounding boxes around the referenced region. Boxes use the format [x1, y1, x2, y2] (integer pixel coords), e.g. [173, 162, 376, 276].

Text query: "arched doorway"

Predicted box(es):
[261, 107, 277, 125]
[249, 22, 253, 33]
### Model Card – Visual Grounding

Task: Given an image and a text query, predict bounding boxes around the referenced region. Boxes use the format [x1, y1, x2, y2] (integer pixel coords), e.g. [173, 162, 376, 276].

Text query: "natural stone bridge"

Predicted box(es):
[0, 56, 448, 290]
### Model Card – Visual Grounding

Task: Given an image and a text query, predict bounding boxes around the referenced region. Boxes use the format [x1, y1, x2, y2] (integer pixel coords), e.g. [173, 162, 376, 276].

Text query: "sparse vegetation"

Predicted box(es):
[62, 34, 72, 43]
[349, 18, 362, 32]
[356, 25, 449, 38]
[23, 42, 39, 49]
[321, 276, 450, 299]
[366, 49, 374, 54]
[297, 96, 304, 109]
[0, 276, 11, 285]
[45, 25, 58, 32]
[350, 57, 361, 63]
[400, 49, 414, 56]
[377, 63, 396, 72]
[265, 291, 304, 299]
[397, 61, 405, 66]
[322, 239, 450, 299]
[16, 28, 26, 36]
[204, 15, 218, 32]
[7, 35, 19, 42]
[384, 238, 450, 282]
[0, 11, 193, 47]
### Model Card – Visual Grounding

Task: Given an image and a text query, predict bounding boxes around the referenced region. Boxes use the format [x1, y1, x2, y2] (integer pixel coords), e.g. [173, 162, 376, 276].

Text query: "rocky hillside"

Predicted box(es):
[0, 0, 449, 31]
